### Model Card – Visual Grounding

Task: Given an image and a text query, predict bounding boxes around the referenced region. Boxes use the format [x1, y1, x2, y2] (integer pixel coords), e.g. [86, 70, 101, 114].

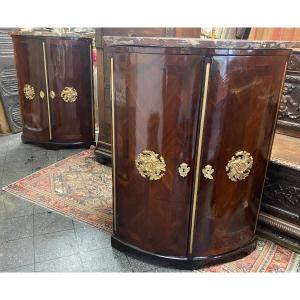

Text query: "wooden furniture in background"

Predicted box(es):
[277, 48, 300, 138]
[107, 36, 290, 269]
[0, 97, 11, 133]
[249, 30, 300, 252]
[249, 28, 300, 40]
[94, 28, 201, 163]
[11, 32, 95, 149]
[258, 133, 300, 253]
[0, 28, 22, 133]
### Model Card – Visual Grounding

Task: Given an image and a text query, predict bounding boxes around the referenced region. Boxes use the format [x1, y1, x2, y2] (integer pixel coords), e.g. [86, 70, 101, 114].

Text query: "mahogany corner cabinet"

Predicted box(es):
[107, 37, 291, 269]
[11, 32, 95, 149]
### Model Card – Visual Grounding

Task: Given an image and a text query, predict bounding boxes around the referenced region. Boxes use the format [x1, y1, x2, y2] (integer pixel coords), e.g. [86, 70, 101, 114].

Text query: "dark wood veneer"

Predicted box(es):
[11, 33, 95, 148]
[193, 55, 287, 256]
[114, 53, 204, 256]
[94, 28, 202, 163]
[109, 38, 290, 268]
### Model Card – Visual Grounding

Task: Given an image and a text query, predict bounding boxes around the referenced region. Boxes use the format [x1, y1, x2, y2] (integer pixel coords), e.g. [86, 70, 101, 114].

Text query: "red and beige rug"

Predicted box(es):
[3, 149, 300, 272]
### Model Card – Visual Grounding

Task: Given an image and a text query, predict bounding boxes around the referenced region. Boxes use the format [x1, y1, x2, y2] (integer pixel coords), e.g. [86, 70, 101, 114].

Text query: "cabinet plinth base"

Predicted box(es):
[111, 235, 257, 270]
[21, 134, 96, 150]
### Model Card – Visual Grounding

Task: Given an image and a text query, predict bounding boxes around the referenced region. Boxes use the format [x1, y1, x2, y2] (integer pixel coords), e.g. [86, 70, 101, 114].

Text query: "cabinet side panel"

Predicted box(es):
[193, 55, 288, 256]
[114, 52, 204, 256]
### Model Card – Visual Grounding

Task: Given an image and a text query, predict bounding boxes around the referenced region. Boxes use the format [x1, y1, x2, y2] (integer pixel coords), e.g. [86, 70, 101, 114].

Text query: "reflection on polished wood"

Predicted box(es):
[94, 28, 202, 163]
[11, 32, 95, 148]
[109, 37, 291, 269]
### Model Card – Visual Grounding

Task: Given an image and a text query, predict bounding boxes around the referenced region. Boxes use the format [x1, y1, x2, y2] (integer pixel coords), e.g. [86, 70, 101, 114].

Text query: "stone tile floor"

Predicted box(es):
[0, 133, 188, 272]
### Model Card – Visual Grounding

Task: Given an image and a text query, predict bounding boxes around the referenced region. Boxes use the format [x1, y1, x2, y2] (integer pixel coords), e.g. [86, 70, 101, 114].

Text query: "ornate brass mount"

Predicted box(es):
[135, 150, 166, 180]
[202, 164, 214, 179]
[50, 90, 56, 99]
[39, 90, 45, 99]
[226, 150, 253, 182]
[23, 84, 35, 100]
[178, 163, 190, 178]
[61, 87, 78, 103]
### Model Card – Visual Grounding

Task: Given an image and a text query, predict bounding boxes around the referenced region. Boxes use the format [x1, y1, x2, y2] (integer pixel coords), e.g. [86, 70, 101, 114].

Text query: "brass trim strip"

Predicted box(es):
[188, 60, 211, 254]
[90, 44, 95, 139]
[42, 41, 52, 141]
[110, 57, 116, 232]
[253, 61, 288, 234]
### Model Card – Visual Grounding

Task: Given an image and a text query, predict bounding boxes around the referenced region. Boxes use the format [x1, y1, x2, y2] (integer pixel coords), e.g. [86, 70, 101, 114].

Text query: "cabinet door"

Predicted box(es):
[113, 52, 204, 256]
[12, 37, 50, 142]
[192, 55, 287, 256]
[46, 38, 93, 143]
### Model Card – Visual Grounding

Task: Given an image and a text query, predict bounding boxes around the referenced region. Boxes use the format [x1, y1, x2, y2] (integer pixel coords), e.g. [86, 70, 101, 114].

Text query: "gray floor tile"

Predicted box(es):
[126, 254, 157, 272]
[4, 264, 35, 272]
[126, 252, 184, 272]
[0, 153, 7, 163]
[33, 205, 52, 214]
[0, 134, 10, 146]
[0, 154, 5, 166]
[0, 133, 131, 272]
[3, 161, 32, 173]
[0, 215, 33, 242]
[0, 237, 34, 271]
[5, 151, 33, 164]
[32, 160, 55, 172]
[31, 151, 57, 171]
[74, 221, 111, 252]
[1, 193, 33, 218]
[34, 229, 79, 263]
[80, 247, 132, 272]
[34, 212, 73, 235]
[0, 197, 5, 219]
[148, 266, 192, 272]
[3, 161, 32, 172]
[1, 170, 32, 186]
[35, 255, 83, 272]
[57, 149, 82, 161]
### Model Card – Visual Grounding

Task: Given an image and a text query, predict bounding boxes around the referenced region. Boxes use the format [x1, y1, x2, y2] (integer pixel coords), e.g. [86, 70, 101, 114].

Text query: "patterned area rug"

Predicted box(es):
[3, 149, 113, 232]
[3, 150, 300, 272]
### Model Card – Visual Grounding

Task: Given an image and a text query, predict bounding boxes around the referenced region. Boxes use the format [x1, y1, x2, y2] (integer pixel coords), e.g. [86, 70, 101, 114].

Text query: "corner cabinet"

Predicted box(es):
[107, 37, 291, 269]
[11, 32, 95, 148]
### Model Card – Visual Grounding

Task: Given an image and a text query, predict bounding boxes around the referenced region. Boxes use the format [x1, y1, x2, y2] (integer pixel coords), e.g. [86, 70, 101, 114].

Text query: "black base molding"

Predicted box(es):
[111, 235, 257, 270]
[22, 135, 96, 150]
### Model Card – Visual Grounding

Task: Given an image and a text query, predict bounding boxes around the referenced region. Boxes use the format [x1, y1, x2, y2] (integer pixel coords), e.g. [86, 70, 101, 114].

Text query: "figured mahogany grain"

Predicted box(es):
[114, 52, 204, 256]
[46, 38, 93, 143]
[12, 36, 50, 142]
[192, 55, 287, 256]
[12, 35, 94, 146]
[110, 42, 290, 261]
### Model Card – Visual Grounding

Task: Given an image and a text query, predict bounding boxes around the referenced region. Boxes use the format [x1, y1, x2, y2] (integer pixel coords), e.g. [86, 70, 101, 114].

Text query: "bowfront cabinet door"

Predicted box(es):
[46, 38, 93, 143]
[192, 55, 287, 257]
[113, 52, 204, 256]
[13, 37, 50, 142]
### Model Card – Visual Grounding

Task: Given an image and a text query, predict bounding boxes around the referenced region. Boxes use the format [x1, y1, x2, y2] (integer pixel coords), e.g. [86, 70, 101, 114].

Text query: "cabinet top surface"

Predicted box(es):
[103, 36, 297, 51]
[10, 31, 94, 40]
